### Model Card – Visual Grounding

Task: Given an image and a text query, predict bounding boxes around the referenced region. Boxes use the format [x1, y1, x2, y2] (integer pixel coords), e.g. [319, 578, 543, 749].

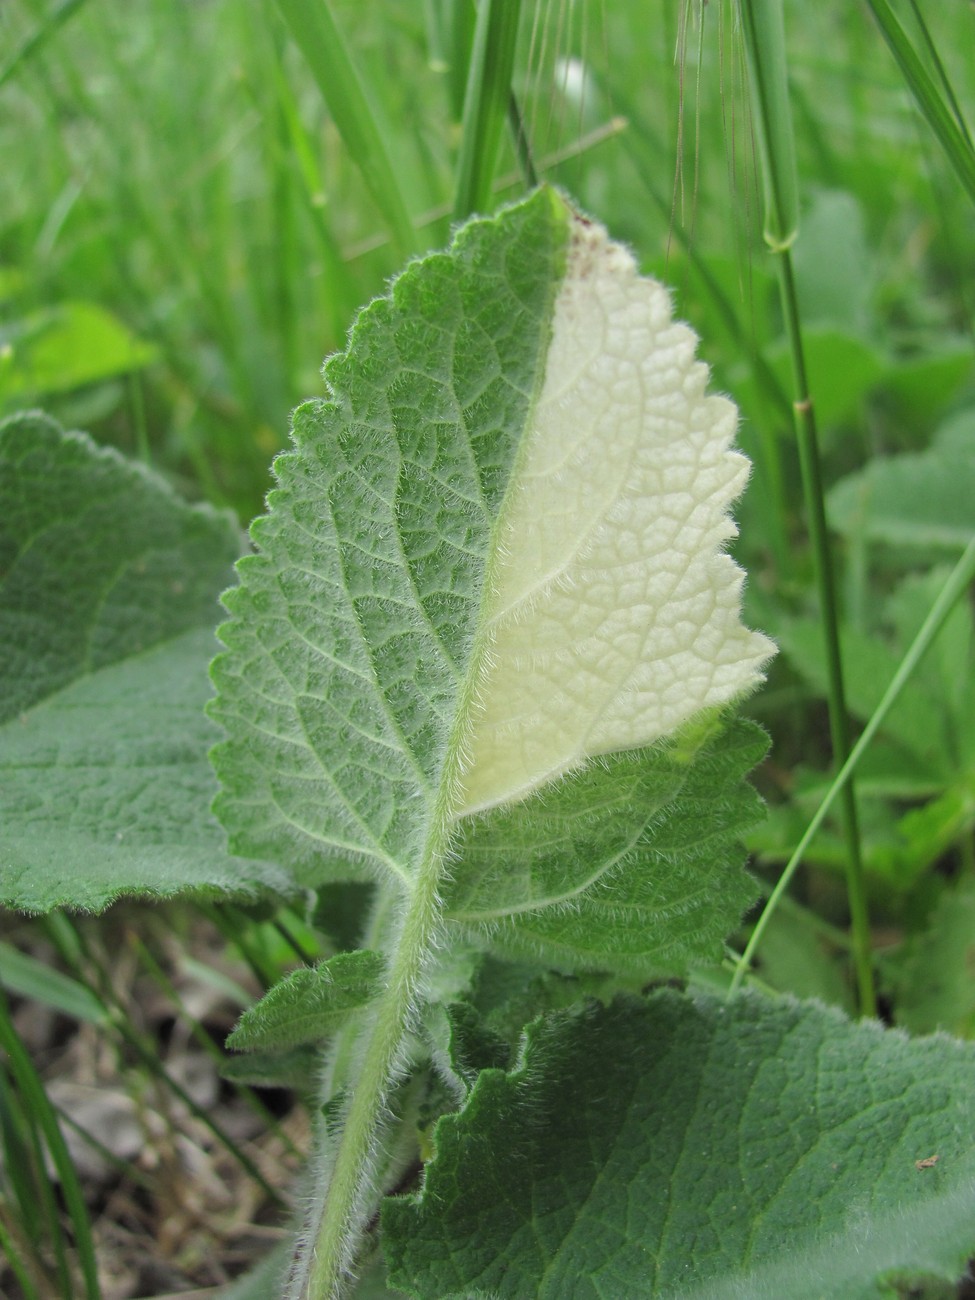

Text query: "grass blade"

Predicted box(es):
[905, 0, 973, 148]
[0, 1214, 43, 1300]
[0, 0, 90, 91]
[272, 0, 417, 256]
[737, 0, 798, 251]
[0, 943, 108, 1026]
[738, 0, 874, 1014]
[131, 936, 301, 1162]
[732, 536, 975, 995]
[864, 0, 975, 208]
[453, 0, 523, 220]
[0, 993, 102, 1300]
[0, 1072, 47, 1262]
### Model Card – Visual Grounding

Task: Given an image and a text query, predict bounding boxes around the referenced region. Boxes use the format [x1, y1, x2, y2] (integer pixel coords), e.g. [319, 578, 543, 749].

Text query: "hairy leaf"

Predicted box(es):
[228, 950, 385, 1052]
[219, 1046, 319, 1095]
[0, 413, 293, 911]
[208, 188, 773, 1295]
[209, 187, 772, 957]
[384, 992, 975, 1299]
[446, 717, 767, 974]
[0, 412, 235, 720]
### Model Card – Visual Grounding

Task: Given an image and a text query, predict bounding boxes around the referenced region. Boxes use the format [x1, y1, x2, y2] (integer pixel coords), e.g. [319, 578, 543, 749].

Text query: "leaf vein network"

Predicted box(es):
[653, 1011, 723, 1289]
[276, 604, 375, 687]
[450, 841, 637, 922]
[265, 784, 405, 883]
[389, 465, 466, 681]
[322, 492, 444, 794]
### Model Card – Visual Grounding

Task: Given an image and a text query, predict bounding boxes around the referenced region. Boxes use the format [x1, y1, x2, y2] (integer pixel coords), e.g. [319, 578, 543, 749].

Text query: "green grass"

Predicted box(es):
[2, 0, 974, 1293]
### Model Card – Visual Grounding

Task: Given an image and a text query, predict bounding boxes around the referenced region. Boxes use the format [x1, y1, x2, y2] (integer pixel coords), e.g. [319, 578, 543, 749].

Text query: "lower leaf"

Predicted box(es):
[383, 991, 975, 1299]
[1, 628, 295, 912]
[446, 717, 768, 974]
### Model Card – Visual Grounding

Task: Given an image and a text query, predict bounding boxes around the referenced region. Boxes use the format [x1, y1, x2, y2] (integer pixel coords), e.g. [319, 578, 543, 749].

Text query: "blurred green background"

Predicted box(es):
[3, 2, 969, 509]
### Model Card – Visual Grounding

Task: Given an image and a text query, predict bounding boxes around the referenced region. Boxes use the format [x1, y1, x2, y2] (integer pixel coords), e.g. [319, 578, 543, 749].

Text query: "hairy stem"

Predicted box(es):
[290, 857, 443, 1300]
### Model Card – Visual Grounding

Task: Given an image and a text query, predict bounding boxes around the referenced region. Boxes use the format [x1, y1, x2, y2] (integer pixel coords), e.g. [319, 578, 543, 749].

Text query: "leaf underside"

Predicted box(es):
[204, 188, 777, 1300]
[446, 717, 766, 974]
[209, 187, 772, 975]
[227, 949, 385, 1052]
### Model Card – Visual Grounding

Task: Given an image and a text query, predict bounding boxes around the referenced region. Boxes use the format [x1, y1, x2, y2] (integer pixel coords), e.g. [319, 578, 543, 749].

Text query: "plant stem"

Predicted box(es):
[292, 863, 444, 1299]
[739, 0, 874, 1015]
[775, 250, 875, 1017]
[737, 0, 798, 253]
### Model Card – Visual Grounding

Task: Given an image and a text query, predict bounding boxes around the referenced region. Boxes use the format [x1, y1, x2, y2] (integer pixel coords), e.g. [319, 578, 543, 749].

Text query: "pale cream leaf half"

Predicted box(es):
[456, 214, 776, 816]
